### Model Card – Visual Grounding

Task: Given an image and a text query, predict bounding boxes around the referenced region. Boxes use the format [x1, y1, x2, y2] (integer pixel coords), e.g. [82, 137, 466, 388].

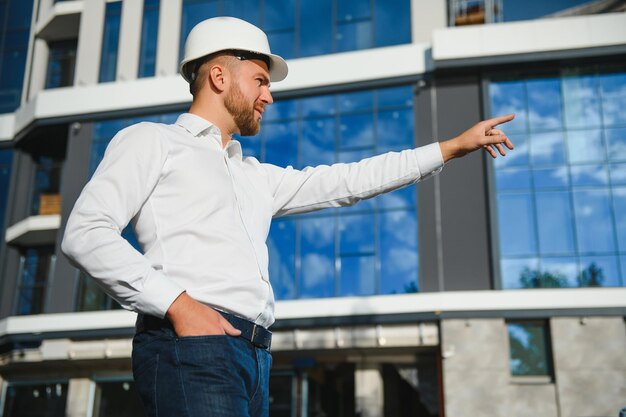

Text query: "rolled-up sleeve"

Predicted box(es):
[61, 123, 184, 318]
[264, 142, 444, 217]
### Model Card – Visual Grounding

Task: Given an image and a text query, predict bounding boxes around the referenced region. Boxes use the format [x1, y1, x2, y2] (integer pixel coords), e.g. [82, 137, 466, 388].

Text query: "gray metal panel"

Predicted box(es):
[0, 152, 35, 318]
[47, 122, 93, 313]
[434, 75, 493, 291]
[415, 78, 443, 293]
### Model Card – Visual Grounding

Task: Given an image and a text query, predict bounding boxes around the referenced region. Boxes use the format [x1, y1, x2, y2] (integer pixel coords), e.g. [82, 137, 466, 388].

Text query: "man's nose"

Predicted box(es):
[261, 86, 273, 104]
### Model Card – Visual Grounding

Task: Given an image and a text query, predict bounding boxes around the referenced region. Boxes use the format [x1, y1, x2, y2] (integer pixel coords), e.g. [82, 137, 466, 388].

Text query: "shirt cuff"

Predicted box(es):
[136, 269, 186, 318]
[415, 142, 445, 176]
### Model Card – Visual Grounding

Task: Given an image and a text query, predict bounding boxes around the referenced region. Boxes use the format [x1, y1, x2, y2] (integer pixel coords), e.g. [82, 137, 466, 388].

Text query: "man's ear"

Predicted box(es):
[208, 64, 227, 92]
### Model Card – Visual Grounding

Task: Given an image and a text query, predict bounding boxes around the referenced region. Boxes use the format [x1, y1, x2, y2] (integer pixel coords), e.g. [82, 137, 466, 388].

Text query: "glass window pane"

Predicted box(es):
[501, 257, 539, 289]
[533, 167, 569, 189]
[530, 132, 566, 165]
[527, 79, 563, 131]
[489, 81, 527, 134]
[605, 127, 626, 161]
[610, 163, 626, 185]
[573, 189, 616, 254]
[299, 0, 332, 57]
[338, 0, 371, 21]
[223, 0, 260, 26]
[3, 383, 68, 417]
[339, 213, 375, 255]
[339, 113, 375, 149]
[138, 1, 159, 78]
[300, 95, 336, 118]
[378, 86, 413, 109]
[535, 192, 575, 255]
[264, 0, 294, 31]
[268, 30, 295, 60]
[380, 209, 418, 294]
[570, 164, 609, 186]
[339, 90, 374, 113]
[567, 130, 605, 164]
[612, 187, 626, 252]
[265, 99, 298, 121]
[578, 256, 621, 287]
[99, 1, 122, 83]
[264, 121, 297, 167]
[268, 219, 296, 300]
[540, 257, 577, 287]
[336, 20, 372, 52]
[300, 118, 335, 168]
[507, 322, 551, 376]
[497, 194, 537, 256]
[377, 109, 414, 151]
[339, 255, 376, 296]
[495, 167, 531, 191]
[562, 75, 601, 129]
[600, 72, 626, 126]
[495, 133, 529, 169]
[374, 0, 410, 47]
[300, 216, 335, 298]
[377, 186, 416, 210]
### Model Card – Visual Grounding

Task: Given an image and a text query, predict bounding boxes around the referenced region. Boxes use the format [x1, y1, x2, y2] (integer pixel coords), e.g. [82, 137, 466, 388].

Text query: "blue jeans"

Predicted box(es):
[132, 326, 272, 417]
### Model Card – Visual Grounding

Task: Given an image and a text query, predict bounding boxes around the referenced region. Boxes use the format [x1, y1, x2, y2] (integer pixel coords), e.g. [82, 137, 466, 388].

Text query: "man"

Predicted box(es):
[62, 16, 514, 417]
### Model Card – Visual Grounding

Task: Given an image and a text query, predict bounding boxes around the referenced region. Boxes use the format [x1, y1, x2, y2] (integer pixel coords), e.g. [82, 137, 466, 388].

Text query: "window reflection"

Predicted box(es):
[507, 321, 552, 377]
[262, 86, 418, 299]
[179, 0, 410, 60]
[491, 69, 626, 289]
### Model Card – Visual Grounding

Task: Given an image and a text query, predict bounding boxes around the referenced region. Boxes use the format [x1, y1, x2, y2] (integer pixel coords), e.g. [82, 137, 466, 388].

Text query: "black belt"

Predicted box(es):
[138, 311, 272, 351]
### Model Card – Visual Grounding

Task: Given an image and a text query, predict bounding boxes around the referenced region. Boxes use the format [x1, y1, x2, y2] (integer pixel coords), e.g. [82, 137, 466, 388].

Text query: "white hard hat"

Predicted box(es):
[179, 16, 288, 83]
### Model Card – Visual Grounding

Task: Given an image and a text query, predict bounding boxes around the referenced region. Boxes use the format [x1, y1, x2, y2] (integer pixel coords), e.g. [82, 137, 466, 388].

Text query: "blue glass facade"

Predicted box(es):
[16, 246, 55, 315]
[138, 0, 159, 78]
[45, 39, 77, 89]
[0, 148, 12, 235]
[99, 1, 122, 83]
[489, 69, 626, 289]
[0, 0, 33, 112]
[242, 85, 419, 300]
[179, 0, 411, 61]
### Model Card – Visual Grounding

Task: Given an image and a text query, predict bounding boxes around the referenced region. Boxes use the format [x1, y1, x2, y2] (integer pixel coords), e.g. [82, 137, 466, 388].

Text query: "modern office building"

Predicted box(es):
[0, 0, 625, 416]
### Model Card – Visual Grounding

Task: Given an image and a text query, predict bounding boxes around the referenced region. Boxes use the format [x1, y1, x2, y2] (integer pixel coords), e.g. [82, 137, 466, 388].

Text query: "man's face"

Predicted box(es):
[224, 59, 273, 136]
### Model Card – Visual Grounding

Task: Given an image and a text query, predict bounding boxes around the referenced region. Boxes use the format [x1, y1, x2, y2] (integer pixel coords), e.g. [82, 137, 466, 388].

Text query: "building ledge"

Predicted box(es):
[0, 288, 624, 339]
[433, 12, 626, 65]
[5, 214, 61, 246]
[0, 113, 14, 142]
[36, 0, 83, 41]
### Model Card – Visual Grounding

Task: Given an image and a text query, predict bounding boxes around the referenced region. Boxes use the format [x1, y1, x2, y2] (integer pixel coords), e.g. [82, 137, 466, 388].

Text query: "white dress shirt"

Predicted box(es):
[62, 113, 444, 328]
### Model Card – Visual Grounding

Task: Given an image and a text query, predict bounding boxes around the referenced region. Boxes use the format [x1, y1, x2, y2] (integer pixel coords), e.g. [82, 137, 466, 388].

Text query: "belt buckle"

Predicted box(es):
[250, 323, 258, 343]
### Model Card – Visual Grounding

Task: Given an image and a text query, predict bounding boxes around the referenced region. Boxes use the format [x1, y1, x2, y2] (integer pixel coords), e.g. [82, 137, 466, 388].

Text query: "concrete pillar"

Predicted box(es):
[66, 378, 92, 417]
[411, 0, 447, 43]
[75, 0, 106, 86]
[117, 0, 143, 82]
[355, 364, 384, 417]
[155, 0, 182, 77]
[26, 39, 49, 100]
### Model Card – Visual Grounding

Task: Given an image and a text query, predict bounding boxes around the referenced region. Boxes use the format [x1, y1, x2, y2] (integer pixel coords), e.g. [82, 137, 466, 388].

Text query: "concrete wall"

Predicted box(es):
[441, 317, 626, 417]
[551, 317, 626, 417]
[441, 318, 559, 417]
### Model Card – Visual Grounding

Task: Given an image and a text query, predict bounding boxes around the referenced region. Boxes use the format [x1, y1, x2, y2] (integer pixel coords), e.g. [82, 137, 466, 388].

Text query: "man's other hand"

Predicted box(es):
[440, 114, 515, 163]
[165, 292, 242, 337]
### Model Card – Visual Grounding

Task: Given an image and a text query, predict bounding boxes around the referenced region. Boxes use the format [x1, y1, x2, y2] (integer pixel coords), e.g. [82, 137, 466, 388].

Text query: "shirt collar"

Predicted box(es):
[175, 113, 221, 137]
[175, 113, 243, 159]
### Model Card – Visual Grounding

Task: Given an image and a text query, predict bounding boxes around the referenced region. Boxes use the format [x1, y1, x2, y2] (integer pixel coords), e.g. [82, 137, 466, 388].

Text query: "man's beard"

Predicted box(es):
[224, 81, 261, 136]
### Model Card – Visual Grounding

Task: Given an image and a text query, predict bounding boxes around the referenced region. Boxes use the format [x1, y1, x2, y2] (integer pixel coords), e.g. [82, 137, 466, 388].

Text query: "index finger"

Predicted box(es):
[485, 113, 515, 128]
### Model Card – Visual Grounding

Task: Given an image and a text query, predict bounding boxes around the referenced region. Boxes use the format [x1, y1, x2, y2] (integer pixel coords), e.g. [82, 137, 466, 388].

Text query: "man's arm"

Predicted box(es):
[62, 123, 185, 318]
[263, 114, 515, 218]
